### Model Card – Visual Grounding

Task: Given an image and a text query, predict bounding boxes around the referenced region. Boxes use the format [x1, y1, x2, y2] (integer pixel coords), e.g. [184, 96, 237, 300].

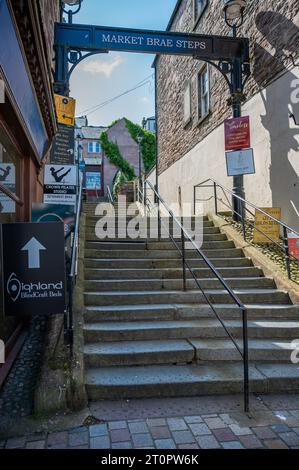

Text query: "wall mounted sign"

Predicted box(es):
[0, 163, 16, 214]
[50, 124, 75, 165]
[224, 116, 250, 151]
[32, 203, 75, 239]
[225, 148, 255, 177]
[55, 24, 249, 61]
[253, 208, 281, 244]
[1, 222, 66, 316]
[44, 164, 77, 206]
[288, 233, 299, 260]
[86, 172, 101, 190]
[54, 94, 76, 127]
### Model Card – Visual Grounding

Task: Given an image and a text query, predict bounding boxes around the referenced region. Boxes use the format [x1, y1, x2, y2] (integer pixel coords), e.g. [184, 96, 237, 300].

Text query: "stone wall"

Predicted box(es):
[156, 0, 299, 174]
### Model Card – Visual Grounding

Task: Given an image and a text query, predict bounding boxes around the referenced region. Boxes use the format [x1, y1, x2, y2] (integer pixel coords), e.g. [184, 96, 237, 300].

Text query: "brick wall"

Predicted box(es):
[156, 0, 299, 174]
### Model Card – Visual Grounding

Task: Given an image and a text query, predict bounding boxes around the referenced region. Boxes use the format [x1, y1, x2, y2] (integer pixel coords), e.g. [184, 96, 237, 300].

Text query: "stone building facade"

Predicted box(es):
[153, 0, 299, 229]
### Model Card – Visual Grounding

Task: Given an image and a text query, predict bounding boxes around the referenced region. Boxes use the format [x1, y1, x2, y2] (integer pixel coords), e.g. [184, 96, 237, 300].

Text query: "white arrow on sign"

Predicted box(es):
[21, 237, 46, 269]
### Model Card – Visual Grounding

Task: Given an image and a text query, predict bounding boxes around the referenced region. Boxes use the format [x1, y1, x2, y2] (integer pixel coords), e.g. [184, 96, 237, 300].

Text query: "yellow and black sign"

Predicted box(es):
[253, 207, 281, 244]
[54, 94, 76, 127]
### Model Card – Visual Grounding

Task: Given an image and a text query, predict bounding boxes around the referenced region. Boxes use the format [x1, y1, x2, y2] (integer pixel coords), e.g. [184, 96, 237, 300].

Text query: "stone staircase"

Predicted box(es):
[82, 201, 299, 400]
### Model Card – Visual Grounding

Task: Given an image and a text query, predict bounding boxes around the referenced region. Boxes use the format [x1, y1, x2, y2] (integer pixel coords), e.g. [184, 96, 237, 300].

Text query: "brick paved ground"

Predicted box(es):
[2, 408, 299, 449]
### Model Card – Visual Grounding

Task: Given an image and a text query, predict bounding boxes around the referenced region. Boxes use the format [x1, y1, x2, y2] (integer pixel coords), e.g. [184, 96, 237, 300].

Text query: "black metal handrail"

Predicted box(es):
[144, 179, 250, 412]
[194, 178, 299, 281]
[65, 176, 83, 355]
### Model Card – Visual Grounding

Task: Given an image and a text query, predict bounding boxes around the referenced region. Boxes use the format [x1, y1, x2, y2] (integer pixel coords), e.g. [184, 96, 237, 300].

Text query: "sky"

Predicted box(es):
[69, 0, 178, 127]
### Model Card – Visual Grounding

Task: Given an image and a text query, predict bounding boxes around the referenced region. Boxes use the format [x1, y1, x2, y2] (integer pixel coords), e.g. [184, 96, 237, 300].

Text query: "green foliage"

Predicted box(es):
[112, 171, 127, 199]
[100, 131, 135, 180]
[124, 118, 156, 172]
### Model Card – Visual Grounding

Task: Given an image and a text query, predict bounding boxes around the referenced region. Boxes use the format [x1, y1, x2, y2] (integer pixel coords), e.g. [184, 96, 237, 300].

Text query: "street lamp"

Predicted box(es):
[223, 0, 247, 222]
[61, 0, 83, 24]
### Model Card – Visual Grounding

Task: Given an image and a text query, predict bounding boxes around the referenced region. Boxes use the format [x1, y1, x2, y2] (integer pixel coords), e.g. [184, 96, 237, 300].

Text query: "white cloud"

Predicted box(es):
[81, 56, 124, 77]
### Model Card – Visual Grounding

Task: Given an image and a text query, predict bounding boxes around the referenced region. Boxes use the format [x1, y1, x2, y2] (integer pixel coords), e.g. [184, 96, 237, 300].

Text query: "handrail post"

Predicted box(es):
[283, 227, 291, 279]
[213, 182, 218, 216]
[242, 306, 249, 413]
[181, 227, 187, 291]
[241, 200, 247, 242]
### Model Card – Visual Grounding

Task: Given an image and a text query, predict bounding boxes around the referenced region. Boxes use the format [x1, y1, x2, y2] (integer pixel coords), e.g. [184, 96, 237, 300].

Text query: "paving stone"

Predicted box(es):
[154, 439, 176, 449]
[0, 441, 5, 448]
[128, 421, 149, 434]
[196, 435, 221, 449]
[110, 429, 131, 443]
[108, 421, 127, 430]
[239, 435, 264, 449]
[69, 426, 87, 434]
[25, 440, 45, 449]
[221, 441, 244, 449]
[48, 444, 67, 449]
[69, 431, 89, 447]
[5, 437, 26, 449]
[89, 424, 108, 437]
[150, 426, 171, 440]
[47, 431, 68, 448]
[203, 417, 226, 429]
[71, 445, 89, 449]
[178, 443, 200, 449]
[26, 434, 46, 442]
[229, 424, 253, 436]
[188, 423, 212, 436]
[264, 439, 289, 449]
[167, 418, 188, 431]
[213, 428, 237, 442]
[184, 416, 203, 424]
[285, 417, 299, 427]
[271, 424, 290, 433]
[90, 436, 111, 449]
[290, 410, 299, 419]
[112, 442, 132, 449]
[252, 426, 276, 440]
[147, 418, 167, 427]
[220, 414, 236, 425]
[292, 427, 299, 435]
[278, 432, 299, 447]
[172, 431, 195, 445]
[132, 433, 154, 448]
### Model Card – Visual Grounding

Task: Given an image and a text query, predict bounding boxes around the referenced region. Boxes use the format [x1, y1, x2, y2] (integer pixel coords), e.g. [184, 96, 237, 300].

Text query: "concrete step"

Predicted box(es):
[83, 318, 299, 342]
[84, 226, 221, 236]
[84, 339, 194, 367]
[84, 247, 243, 259]
[84, 304, 299, 323]
[85, 234, 228, 243]
[84, 257, 253, 269]
[84, 266, 263, 280]
[85, 362, 299, 400]
[85, 240, 235, 251]
[84, 289, 291, 307]
[84, 277, 275, 292]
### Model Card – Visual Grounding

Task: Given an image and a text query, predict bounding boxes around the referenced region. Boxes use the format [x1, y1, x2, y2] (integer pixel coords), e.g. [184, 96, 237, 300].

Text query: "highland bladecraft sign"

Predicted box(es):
[55, 24, 248, 61]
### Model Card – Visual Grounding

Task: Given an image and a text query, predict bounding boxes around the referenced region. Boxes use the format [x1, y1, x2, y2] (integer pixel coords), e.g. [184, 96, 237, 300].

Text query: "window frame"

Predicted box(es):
[193, 0, 208, 29]
[183, 81, 192, 127]
[196, 64, 210, 125]
[88, 141, 101, 153]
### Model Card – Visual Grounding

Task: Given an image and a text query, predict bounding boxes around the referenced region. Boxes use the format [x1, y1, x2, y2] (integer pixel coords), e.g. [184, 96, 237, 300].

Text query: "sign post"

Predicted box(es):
[1, 222, 66, 316]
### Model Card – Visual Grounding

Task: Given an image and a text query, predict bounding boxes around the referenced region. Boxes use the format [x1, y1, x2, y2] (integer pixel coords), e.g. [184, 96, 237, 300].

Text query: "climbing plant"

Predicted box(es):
[124, 118, 156, 172]
[112, 171, 126, 199]
[100, 131, 136, 180]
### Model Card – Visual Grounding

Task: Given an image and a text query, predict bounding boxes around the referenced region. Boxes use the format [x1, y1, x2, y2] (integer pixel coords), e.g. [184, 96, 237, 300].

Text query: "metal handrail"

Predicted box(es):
[66, 176, 83, 355]
[107, 185, 114, 204]
[194, 178, 299, 280]
[144, 179, 250, 412]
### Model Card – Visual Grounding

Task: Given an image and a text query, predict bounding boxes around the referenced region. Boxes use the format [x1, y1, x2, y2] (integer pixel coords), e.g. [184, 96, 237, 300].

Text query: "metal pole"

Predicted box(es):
[242, 307, 249, 413]
[154, 65, 161, 239]
[283, 227, 292, 279]
[181, 227, 187, 291]
[214, 182, 218, 215]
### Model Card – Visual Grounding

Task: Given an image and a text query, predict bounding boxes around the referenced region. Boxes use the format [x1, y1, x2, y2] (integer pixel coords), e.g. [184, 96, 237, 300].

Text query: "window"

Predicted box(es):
[197, 65, 210, 123]
[183, 82, 192, 126]
[193, 0, 208, 26]
[88, 141, 101, 153]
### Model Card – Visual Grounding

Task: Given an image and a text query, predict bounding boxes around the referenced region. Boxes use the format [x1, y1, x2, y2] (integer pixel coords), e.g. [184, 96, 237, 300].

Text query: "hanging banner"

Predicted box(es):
[44, 164, 77, 206]
[225, 148, 255, 177]
[0, 163, 16, 214]
[253, 208, 281, 244]
[224, 116, 250, 151]
[288, 233, 299, 260]
[50, 124, 75, 165]
[54, 94, 76, 127]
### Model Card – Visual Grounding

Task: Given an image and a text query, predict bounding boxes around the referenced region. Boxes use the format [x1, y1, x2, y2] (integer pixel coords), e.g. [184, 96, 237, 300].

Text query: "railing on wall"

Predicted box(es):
[194, 179, 299, 282]
[140, 179, 250, 412]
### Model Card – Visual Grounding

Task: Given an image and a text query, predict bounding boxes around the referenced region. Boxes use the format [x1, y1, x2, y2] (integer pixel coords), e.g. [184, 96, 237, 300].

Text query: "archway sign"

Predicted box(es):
[54, 23, 250, 99]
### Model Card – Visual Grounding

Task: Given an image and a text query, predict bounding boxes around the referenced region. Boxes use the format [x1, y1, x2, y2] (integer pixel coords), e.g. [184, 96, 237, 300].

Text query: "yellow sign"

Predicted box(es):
[54, 94, 76, 126]
[253, 207, 281, 244]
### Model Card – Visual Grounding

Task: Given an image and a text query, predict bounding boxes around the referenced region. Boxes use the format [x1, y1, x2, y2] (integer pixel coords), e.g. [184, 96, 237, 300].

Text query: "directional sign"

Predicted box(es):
[54, 94, 76, 127]
[1, 223, 66, 316]
[55, 24, 249, 61]
[50, 124, 75, 165]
